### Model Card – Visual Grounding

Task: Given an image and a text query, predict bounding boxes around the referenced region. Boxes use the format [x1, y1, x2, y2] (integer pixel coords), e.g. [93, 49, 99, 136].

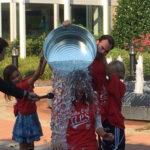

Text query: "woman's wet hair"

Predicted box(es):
[67, 69, 96, 105]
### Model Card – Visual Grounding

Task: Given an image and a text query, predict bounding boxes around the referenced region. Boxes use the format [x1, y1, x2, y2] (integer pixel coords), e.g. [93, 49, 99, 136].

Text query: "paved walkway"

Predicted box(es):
[0, 86, 150, 150]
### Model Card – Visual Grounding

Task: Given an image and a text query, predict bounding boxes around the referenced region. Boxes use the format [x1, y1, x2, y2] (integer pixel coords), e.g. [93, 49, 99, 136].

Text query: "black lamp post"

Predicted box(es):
[12, 46, 19, 68]
[129, 44, 136, 78]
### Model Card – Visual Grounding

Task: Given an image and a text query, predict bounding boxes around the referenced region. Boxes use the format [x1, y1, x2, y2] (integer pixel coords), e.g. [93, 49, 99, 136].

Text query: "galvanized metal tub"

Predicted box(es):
[43, 24, 97, 72]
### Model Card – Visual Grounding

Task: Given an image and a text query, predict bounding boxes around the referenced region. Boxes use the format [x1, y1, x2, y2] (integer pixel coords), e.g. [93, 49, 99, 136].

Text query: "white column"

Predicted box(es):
[64, 0, 70, 21]
[109, 0, 113, 32]
[10, 2, 17, 42]
[54, 4, 59, 29]
[103, 0, 109, 34]
[93, 6, 99, 36]
[0, 3, 2, 37]
[19, 0, 26, 58]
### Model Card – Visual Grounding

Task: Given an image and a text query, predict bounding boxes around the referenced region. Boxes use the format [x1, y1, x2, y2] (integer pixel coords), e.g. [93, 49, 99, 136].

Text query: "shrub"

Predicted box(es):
[7, 33, 47, 56]
[1, 50, 150, 80]
[107, 48, 150, 76]
[112, 0, 150, 49]
[0, 56, 53, 80]
[26, 33, 47, 56]
[107, 48, 130, 76]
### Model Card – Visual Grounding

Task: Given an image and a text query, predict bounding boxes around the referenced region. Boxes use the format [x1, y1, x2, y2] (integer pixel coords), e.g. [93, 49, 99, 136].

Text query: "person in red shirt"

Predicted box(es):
[0, 37, 39, 101]
[97, 60, 126, 150]
[52, 70, 114, 150]
[90, 35, 118, 149]
[3, 53, 47, 150]
[91, 35, 115, 92]
[90, 35, 126, 149]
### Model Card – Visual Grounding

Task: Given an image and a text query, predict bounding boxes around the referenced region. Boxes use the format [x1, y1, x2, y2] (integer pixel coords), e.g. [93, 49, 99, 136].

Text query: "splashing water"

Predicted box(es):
[106, 56, 112, 63]
[50, 69, 99, 149]
[134, 55, 144, 94]
[117, 55, 123, 62]
[50, 70, 72, 149]
[49, 60, 92, 72]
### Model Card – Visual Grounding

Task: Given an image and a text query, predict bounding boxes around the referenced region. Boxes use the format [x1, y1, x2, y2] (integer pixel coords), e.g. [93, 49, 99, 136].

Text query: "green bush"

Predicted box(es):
[26, 33, 47, 56]
[138, 52, 150, 75]
[7, 33, 47, 57]
[1, 50, 150, 81]
[112, 0, 150, 49]
[107, 48, 130, 76]
[107, 48, 150, 77]
[0, 56, 53, 80]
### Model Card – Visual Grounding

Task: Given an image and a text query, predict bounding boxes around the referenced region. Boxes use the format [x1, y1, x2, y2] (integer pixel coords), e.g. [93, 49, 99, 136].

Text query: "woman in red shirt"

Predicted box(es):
[52, 70, 114, 150]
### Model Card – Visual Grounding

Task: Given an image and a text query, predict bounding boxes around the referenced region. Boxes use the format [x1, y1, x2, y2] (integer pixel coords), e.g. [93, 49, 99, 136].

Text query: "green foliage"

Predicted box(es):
[7, 33, 47, 56]
[107, 48, 150, 76]
[112, 0, 150, 49]
[1, 50, 150, 80]
[0, 57, 12, 75]
[139, 52, 150, 75]
[107, 48, 130, 76]
[0, 56, 53, 80]
[26, 33, 47, 56]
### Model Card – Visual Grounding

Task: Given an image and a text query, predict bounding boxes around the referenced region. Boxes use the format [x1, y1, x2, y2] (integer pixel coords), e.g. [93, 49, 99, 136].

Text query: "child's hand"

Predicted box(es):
[96, 127, 114, 141]
[27, 92, 40, 101]
[102, 132, 114, 141]
[52, 142, 62, 150]
[63, 20, 71, 27]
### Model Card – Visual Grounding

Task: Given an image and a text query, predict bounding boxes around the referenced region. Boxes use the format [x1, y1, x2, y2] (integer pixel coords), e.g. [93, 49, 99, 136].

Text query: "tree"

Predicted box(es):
[112, 0, 150, 49]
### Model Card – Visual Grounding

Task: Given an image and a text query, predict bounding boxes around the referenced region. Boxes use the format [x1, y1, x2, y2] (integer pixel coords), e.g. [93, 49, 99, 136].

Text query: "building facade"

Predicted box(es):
[0, 0, 118, 58]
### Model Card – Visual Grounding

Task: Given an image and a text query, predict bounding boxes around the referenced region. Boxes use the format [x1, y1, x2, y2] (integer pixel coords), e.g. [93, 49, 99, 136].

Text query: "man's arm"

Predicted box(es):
[0, 77, 24, 98]
[63, 20, 71, 27]
[0, 77, 39, 101]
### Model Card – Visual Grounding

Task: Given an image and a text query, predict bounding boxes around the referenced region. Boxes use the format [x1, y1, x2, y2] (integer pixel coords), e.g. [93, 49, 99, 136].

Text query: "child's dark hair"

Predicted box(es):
[0, 38, 8, 53]
[3, 65, 18, 100]
[109, 60, 125, 80]
[98, 35, 115, 49]
[3, 64, 18, 82]
[67, 70, 96, 106]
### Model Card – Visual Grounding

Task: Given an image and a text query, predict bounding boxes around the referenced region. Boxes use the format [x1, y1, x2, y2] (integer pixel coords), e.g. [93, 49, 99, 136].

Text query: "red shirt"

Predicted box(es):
[66, 101, 98, 150]
[105, 73, 126, 130]
[91, 58, 107, 116]
[14, 75, 36, 115]
[91, 58, 107, 93]
[91, 58, 126, 130]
